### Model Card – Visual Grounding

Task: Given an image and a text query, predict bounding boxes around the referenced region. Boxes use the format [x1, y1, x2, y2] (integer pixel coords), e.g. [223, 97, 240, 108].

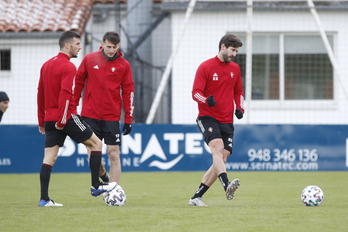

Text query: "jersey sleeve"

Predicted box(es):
[234, 67, 245, 113]
[121, 62, 134, 124]
[56, 64, 77, 128]
[192, 63, 209, 105]
[74, 58, 88, 108]
[37, 67, 45, 127]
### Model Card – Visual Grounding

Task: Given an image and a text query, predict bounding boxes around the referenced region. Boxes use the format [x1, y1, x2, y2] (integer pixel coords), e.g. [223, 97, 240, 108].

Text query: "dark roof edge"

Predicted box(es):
[160, 2, 348, 12]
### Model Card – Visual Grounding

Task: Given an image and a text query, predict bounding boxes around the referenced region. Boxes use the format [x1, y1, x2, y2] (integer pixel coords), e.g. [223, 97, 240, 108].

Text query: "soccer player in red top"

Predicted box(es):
[37, 31, 117, 207]
[189, 34, 244, 206]
[74, 31, 134, 185]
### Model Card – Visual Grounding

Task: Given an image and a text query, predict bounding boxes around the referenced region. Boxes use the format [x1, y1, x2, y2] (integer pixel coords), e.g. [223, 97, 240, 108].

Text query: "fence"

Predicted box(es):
[1, 1, 348, 125]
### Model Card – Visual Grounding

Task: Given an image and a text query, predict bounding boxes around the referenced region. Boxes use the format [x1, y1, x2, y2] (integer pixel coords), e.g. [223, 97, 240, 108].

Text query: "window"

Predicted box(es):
[0, 50, 11, 71]
[234, 34, 334, 100]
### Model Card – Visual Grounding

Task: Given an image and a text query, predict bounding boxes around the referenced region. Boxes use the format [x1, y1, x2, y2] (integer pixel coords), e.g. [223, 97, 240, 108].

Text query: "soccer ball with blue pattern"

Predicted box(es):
[301, 185, 324, 206]
[102, 184, 126, 206]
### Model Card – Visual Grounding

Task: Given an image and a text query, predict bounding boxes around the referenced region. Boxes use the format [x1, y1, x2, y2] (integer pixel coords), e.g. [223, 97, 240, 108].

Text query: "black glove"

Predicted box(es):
[122, 123, 132, 135]
[206, 95, 216, 107]
[235, 109, 243, 119]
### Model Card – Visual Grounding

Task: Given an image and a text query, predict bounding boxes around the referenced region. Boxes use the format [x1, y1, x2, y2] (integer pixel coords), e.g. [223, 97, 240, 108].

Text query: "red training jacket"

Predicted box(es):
[74, 50, 134, 124]
[37, 53, 78, 127]
[192, 56, 245, 123]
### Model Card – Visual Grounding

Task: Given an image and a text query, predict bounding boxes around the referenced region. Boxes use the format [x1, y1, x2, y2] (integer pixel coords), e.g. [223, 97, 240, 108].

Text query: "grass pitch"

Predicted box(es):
[0, 171, 347, 232]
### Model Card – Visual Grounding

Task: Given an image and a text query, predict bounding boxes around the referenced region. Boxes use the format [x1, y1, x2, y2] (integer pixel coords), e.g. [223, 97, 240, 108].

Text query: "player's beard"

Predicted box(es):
[222, 52, 232, 63]
[71, 51, 78, 58]
[70, 47, 79, 58]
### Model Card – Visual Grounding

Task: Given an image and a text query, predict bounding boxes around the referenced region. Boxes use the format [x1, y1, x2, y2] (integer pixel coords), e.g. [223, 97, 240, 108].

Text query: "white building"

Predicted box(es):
[1, 0, 348, 125]
[160, 0, 348, 125]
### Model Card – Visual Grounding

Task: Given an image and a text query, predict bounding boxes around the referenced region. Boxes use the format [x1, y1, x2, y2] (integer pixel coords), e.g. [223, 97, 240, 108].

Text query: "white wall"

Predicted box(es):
[2, 8, 348, 126]
[0, 38, 83, 125]
[170, 10, 348, 125]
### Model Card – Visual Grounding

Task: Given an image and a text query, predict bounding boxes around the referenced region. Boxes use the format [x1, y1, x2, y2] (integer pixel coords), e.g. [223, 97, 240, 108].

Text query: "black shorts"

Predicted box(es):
[196, 115, 234, 154]
[44, 114, 93, 148]
[83, 117, 121, 146]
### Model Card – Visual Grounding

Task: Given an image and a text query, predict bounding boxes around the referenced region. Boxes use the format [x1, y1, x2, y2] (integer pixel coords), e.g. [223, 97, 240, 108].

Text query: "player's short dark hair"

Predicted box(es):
[103, 32, 120, 45]
[59, 31, 80, 49]
[219, 34, 243, 51]
[0, 91, 9, 102]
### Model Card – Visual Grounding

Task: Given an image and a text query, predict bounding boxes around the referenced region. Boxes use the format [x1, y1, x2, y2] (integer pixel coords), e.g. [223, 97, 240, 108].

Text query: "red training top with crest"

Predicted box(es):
[74, 50, 134, 124]
[37, 53, 78, 127]
[192, 56, 245, 123]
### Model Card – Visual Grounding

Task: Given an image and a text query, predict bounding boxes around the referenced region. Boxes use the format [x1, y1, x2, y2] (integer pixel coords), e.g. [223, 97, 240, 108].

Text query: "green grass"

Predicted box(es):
[0, 172, 347, 232]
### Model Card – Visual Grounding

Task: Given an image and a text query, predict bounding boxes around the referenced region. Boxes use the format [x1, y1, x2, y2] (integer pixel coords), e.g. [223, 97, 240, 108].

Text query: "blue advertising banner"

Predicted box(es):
[0, 124, 347, 173]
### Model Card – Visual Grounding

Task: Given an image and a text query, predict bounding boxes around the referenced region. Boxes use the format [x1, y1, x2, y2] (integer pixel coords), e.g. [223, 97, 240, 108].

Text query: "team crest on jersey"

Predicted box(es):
[208, 127, 213, 132]
[111, 67, 116, 72]
[230, 72, 234, 78]
[212, 73, 218, 81]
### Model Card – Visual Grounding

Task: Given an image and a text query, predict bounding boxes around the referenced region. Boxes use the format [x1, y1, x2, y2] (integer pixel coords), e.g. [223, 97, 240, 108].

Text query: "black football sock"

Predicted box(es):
[40, 164, 52, 201]
[192, 183, 209, 199]
[218, 172, 229, 191]
[90, 151, 102, 189]
[100, 172, 109, 182]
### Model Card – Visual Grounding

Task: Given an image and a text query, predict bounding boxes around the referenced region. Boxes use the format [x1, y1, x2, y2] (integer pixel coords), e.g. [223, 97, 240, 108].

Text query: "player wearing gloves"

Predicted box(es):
[74, 31, 134, 185]
[189, 34, 244, 206]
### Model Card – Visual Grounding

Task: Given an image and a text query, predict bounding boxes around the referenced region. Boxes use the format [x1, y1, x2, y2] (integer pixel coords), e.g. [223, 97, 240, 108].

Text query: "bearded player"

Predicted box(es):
[189, 34, 244, 206]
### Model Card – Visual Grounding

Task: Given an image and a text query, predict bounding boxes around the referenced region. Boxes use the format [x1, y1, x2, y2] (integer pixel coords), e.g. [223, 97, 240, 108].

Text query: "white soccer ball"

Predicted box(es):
[301, 185, 324, 206]
[102, 184, 126, 206]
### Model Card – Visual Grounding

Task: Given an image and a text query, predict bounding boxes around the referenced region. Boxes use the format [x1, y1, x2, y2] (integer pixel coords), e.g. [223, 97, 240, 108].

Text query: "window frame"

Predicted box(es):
[235, 32, 337, 110]
[0, 49, 11, 71]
